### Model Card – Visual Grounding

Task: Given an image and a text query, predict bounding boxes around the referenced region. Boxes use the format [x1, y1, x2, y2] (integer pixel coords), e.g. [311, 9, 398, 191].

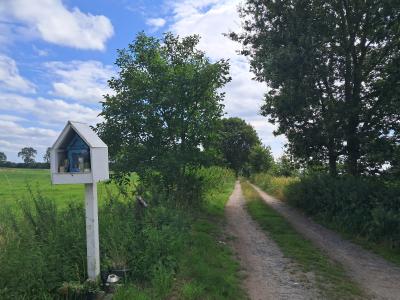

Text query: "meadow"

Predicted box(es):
[0, 168, 116, 210]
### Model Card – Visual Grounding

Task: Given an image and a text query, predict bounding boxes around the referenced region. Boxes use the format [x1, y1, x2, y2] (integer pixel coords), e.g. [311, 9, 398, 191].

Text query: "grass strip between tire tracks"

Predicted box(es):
[241, 181, 365, 300]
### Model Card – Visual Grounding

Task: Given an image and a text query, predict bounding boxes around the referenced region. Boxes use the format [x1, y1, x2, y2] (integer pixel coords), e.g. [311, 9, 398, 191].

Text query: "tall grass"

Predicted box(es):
[250, 173, 298, 201]
[0, 167, 242, 299]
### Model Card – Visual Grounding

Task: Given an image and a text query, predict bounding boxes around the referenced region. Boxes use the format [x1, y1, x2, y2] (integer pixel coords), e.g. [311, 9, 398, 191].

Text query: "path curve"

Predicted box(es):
[251, 183, 400, 300]
[225, 181, 319, 300]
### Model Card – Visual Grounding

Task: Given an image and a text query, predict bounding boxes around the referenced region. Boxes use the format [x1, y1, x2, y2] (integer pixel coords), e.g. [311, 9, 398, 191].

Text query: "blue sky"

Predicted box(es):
[0, 0, 285, 162]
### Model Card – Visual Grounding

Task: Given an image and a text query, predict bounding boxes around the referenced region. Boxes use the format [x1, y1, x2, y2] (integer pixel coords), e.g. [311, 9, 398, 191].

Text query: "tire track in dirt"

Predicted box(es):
[225, 181, 320, 300]
[251, 183, 400, 300]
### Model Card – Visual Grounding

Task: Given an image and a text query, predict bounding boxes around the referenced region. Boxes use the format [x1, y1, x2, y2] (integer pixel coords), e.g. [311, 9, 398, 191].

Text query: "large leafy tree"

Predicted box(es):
[97, 32, 230, 190]
[232, 0, 400, 176]
[0, 151, 6, 162]
[247, 144, 275, 174]
[211, 117, 261, 174]
[18, 147, 37, 164]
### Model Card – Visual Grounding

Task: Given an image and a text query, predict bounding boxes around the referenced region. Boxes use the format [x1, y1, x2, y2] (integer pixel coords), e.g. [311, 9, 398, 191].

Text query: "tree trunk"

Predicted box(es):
[328, 149, 338, 177]
[346, 117, 360, 176]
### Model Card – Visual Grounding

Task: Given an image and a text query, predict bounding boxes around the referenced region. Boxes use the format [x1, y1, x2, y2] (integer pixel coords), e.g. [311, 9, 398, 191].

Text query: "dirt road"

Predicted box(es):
[225, 181, 320, 300]
[251, 183, 400, 300]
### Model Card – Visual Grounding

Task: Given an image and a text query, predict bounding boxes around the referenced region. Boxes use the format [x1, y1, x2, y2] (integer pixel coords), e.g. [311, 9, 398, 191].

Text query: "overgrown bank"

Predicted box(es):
[251, 173, 400, 265]
[0, 167, 243, 299]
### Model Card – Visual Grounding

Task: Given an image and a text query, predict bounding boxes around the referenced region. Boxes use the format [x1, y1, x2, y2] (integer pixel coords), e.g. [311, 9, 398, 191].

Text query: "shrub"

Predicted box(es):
[285, 174, 400, 248]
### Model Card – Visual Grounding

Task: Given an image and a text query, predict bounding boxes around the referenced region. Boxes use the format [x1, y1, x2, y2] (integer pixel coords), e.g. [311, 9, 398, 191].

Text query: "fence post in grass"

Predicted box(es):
[50, 121, 109, 281]
[85, 182, 100, 279]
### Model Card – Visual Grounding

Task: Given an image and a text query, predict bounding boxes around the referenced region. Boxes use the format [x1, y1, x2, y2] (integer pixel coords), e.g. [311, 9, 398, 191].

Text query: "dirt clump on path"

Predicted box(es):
[225, 181, 320, 300]
[252, 183, 400, 300]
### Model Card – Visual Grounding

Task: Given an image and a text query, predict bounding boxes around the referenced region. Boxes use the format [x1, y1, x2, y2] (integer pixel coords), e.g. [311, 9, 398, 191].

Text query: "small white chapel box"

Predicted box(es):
[50, 121, 109, 185]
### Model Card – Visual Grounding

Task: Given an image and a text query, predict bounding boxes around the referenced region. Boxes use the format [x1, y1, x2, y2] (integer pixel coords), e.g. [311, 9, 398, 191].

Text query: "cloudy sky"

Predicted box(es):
[0, 0, 286, 162]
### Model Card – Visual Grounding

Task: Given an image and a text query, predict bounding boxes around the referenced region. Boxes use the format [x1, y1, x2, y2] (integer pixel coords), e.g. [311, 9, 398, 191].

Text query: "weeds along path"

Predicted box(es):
[251, 183, 400, 300]
[225, 181, 319, 300]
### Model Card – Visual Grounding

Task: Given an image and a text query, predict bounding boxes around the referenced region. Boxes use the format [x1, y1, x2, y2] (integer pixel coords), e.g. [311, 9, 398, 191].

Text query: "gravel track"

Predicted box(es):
[225, 181, 320, 300]
[251, 183, 400, 300]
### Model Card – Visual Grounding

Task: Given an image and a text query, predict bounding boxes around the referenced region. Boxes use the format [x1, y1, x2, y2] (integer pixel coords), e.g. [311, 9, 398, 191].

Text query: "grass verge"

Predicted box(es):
[114, 168, 244, 299]
[251, 173, 400, 267]
[0, 167, 243, 299]
[174, 173, 244, 300]
[316, 218, 400, 267]
[241, 181, 364, 299]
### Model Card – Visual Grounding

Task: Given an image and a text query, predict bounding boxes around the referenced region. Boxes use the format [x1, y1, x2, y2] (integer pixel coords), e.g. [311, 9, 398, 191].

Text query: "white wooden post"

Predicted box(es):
[85, 182, 100, 280]
[51, 121, 109, 281]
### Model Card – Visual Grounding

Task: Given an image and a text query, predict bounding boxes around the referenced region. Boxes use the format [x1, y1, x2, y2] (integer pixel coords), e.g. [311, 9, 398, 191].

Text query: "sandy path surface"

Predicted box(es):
[225, 181, 319, 300]
[251, 183, 400, 300]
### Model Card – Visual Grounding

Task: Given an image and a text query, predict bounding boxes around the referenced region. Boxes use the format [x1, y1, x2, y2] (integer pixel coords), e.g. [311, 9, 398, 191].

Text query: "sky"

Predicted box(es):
[0, 0, 286, 162]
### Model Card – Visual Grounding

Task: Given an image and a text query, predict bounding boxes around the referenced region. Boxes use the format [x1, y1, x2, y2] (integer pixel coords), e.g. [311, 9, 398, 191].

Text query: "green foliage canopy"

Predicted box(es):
[232, 0, 400, 176]
[247, 144, 275, 174]
[211, 117, 261, 174]
[18, 147, 37, 164]
[97, 32, 231, 189]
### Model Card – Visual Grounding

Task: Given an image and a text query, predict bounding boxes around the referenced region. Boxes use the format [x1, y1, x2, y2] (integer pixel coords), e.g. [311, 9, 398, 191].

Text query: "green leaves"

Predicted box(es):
[233, 0, 400, 176]
[207, 117, 262, 175]
[18, 147, 37, 164]
[97, 32, 231, 193]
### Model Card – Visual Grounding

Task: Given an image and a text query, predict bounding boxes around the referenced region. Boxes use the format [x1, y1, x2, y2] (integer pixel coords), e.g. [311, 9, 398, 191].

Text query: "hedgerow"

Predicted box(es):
[285, 174, 400, 248]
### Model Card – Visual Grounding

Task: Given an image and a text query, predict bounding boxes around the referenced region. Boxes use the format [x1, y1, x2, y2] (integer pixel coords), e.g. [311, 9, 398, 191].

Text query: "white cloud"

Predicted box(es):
[146, 18, 166, 31]
[0, 93, 102, 126]
[167, 0, 286, 157]
[0, 120, 57, 140]
[0, 0, 114, 50]
[0, 93, 103, 161]
[45, 60, 115, 103]
[169, 0, 240, 59]
[32, 45, 49, 57]
[0, 119, 58, 162]
[0, 114, 27, 122]
[0, 54, 36, 93]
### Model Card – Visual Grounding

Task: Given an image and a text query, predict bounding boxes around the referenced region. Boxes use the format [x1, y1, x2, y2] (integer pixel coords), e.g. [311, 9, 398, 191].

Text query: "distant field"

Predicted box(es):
[0, 168, 115, 209]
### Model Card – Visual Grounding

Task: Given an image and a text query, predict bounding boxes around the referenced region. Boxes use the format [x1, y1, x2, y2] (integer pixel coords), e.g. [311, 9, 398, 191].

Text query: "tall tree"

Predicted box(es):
[43, 147, 51, 163]
[211, 117, 261, 174]
[97, 32, 230, 192]
[232, 0, 400, 176]
[18, 147, 37, 164]
[248, 144, 275, 174]
[0, 151, 6, 162]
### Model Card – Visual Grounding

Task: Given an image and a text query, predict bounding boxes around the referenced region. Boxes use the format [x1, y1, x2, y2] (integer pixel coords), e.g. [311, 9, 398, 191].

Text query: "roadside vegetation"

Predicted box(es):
[250, 173, 297, 201]
[251, 173, 400, 266]
[0, 167, 244, 299]
[241, 181, 364, 299]
[285, 174, 400, 266]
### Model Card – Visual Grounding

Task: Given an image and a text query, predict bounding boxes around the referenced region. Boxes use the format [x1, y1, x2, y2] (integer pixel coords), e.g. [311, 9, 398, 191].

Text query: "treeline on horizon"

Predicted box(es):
[0, 147, 51, 169]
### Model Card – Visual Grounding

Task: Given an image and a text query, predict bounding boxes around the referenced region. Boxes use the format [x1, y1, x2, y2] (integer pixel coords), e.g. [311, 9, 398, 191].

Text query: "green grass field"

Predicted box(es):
[0, 168, 114, 210]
